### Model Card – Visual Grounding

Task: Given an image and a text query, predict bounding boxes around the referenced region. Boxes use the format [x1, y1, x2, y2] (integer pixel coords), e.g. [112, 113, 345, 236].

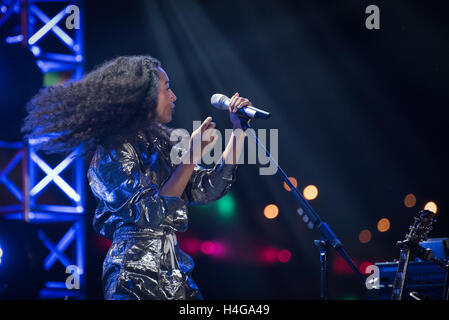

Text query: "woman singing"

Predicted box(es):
[21, 55, 251, 300]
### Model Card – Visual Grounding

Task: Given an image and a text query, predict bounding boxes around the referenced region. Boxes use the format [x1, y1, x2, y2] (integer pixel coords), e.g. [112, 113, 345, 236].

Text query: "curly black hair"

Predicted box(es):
[21, 55, 174, 158]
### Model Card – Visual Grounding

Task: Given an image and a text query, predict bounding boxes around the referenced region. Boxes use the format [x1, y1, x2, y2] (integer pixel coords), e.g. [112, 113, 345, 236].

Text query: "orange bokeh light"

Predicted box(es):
[303, 185, 318, 200]
[424, 201, 438, 214]
[358, 229, 372, 244]
[264, 204, 279, 219]
[377, 218, 391, 232]
[283, 177, 298, 191]
[404, 193, 416, 208]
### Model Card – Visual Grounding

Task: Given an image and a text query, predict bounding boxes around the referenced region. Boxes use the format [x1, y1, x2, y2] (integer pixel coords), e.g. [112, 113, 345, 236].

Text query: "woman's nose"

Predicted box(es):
[171, 91, 177, 102]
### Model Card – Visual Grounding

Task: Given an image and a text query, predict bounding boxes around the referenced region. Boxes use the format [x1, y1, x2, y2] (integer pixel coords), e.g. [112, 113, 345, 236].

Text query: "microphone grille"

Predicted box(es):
[210, 93, 228, 110]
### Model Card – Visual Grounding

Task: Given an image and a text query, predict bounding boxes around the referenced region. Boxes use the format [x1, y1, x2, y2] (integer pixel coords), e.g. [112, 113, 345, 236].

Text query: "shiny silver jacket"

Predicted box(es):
[87, 129, 237, 300]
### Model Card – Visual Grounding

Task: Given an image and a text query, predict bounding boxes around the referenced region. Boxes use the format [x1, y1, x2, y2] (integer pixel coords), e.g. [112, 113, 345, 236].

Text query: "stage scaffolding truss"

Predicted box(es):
[0, 0, 85, 299]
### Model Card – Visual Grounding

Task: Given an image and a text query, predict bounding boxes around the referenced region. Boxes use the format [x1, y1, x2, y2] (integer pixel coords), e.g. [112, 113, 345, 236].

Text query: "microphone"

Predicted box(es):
[210, 93, 271, 119]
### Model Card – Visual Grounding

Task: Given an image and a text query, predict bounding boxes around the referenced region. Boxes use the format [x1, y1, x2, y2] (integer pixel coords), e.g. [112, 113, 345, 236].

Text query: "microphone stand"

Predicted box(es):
[239, 117, 366, 299]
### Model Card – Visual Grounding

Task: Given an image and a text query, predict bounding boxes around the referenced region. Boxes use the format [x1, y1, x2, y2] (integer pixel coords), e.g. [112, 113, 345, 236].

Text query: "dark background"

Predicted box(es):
[1, 0, 448, 299]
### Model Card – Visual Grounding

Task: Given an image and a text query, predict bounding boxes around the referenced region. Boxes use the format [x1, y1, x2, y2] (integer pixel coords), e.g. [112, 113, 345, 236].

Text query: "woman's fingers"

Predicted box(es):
[229, 92, 252, 113]
[200, 116, 213, 133]
[202, 124, 219, 154]
[196, 117, 216, 139]
[199, 117, 216, 142]
[203, 116, 212, 125]
[236, 98, 250, 111]
[229, 93, 238, 113]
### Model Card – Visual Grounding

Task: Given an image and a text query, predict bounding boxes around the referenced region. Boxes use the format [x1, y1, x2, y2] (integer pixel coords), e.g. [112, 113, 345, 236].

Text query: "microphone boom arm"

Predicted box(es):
[240, 119, 366, 299]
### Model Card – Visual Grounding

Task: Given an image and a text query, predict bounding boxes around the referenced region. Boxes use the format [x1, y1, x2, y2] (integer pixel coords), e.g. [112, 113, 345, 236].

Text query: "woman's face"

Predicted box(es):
[151, 67, 177, 123]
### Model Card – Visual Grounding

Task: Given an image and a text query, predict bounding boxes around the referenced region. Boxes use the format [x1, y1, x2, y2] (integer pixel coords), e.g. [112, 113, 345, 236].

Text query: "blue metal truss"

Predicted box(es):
[1, 0, 84, 77]
[0, 0, 85, 299]
[0, 141, 86, 299]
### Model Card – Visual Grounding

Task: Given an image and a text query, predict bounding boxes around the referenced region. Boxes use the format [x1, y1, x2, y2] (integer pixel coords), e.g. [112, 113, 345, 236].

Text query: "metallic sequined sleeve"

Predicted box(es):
[184, 158, 238, 206]
[88, 142, 187, 240]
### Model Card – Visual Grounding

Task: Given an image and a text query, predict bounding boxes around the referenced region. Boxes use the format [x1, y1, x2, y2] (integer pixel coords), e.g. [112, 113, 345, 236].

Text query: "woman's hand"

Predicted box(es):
[183, 116, 219, 164]
[162, 117, 217, 197]
[228, 92, 253, 129]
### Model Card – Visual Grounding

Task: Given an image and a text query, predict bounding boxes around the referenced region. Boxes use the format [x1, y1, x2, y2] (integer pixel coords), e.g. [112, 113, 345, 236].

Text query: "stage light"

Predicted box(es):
[283, 177, 298, 191]
[197, 193, 237, 223]
[181, 237, 201, 256]
[359, 261, 373, 274]
[259, 246, 278, 264]
[332, 254, 360, 275]
[377, 218, 390, 232]
[43, 72, 63, 87]
[195, 239, 229, 259]
[92, 233, 112, 253]
[200, 241, 215, 255]
[277, 249, 292, 263]
[404, 193, 416, 208]
[358, 229, 371, 244]
[264, 204, 279, 219]
[211, 241, 227, 258]
[424, 201, 437, 214]
[0, 244, 3, 265]
[216, 193, 236, 221]
[303, 185, 318, 200]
